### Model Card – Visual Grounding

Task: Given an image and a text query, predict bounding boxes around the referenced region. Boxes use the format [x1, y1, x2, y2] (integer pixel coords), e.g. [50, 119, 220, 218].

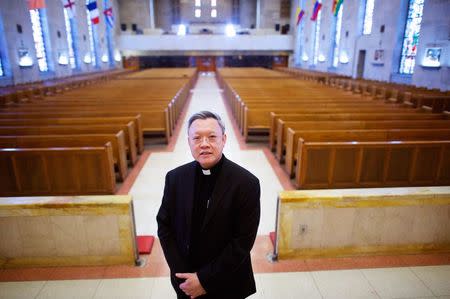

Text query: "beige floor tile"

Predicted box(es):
[312, 269, 379, 299]
[362, 267, 434, 298]
[36, 279, 100, 299]
[411, 266, 450, 296]
[93, 278, 154, 299]
[0, 281, 45, 299]
[257, 272, 322, 299]
[149, 277, 176, 299]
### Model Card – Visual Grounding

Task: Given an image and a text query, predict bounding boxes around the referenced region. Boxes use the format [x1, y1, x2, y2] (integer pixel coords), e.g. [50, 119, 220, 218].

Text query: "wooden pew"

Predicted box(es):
[285, 128, 450, 177]
[0, 115, 143, 154]
[269, 112, 447, 151]
[294, 140, 450, 189]
[0, 109, 169, 143]
[0, 123, 138, 165]
[0, 143, 116, 196]
[0, 133, 128, 181]
[243, 106, 425, 140]
[275, 119, 450, 162]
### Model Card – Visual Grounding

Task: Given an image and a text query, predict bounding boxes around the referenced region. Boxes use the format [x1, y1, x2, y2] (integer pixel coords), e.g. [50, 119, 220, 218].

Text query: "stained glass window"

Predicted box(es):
[399, 0, 424, 74]
[29, 9, 48, 72]
[363, 0, 375, 35]
[0, 55, 4, 76]
[332, 3, 343, 67]
[312, 6, 322, 65]
[86, 1, 98, 66]
[63, 8, 77, 69]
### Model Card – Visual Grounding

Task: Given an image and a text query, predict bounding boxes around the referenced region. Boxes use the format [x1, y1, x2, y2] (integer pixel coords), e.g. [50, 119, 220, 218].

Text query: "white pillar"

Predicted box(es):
[149, 0, 155, 29]
[256, 0, 261, 29]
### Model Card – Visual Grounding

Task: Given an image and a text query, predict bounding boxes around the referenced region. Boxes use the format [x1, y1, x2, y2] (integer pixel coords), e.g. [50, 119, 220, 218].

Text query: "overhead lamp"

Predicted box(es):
[177, 24, 186, 36]
[101, 54, 109, 63]
[318, 54, 326, 62]
[225, 24, 236, 37]
[302, 53, 309, 62]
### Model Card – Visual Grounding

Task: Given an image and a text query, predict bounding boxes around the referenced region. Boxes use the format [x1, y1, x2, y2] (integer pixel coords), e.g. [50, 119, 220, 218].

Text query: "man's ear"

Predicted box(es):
[222, 133, 227, 144]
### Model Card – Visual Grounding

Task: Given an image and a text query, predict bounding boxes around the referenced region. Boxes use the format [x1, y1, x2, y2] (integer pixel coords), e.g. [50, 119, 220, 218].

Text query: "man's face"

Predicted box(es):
[188, 118, 227, 169]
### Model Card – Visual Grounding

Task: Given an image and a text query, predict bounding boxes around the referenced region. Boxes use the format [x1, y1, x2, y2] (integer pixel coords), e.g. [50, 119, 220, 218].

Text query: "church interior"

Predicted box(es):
[0, 0, 449, 298]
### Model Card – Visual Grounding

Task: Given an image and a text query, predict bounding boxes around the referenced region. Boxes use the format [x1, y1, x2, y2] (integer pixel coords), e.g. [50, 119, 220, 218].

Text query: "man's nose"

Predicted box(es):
[200, 137, 210, 146]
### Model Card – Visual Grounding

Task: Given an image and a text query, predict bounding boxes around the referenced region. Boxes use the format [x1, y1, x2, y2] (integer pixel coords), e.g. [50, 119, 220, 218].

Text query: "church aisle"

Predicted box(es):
[129, 72, 283, 236]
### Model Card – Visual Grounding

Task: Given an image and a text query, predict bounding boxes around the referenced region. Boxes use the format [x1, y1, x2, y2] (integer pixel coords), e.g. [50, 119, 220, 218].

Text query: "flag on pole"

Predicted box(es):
[296, 7, 305, 26]
[61, 0, 76, 18]
[103, 6, 114, 28]
[28, 0, 46, 9]
[310, 0, 322, 21]
[332, 0, 343, 16]
[86, 0, 99, 24]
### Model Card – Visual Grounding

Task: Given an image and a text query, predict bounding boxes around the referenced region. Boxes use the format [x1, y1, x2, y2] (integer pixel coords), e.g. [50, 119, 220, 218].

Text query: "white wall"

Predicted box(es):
[291, 0, 450, 91]
[0, 0, 121, 86]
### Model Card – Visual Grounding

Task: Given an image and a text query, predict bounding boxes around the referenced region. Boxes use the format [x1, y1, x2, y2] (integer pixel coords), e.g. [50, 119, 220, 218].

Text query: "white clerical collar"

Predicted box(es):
[202, 169, 211, 175]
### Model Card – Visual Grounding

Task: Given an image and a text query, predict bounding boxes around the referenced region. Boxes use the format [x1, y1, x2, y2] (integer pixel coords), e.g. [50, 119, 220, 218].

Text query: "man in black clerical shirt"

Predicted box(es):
[157, 111, 261, 298]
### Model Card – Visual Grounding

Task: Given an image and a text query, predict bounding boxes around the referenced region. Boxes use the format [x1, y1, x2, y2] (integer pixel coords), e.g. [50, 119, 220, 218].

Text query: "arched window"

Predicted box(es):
[86, 0, 99, 67]
[29, 9, 49, 72]
[363, 0, 375, 35]
[331, 3, 344, 67]
[311, 2, 322, 65]
[63, 8, 78, 69]
[399, 0, 424, 74]
[0, 53, 4, 76]
[103, 0, 115, 67]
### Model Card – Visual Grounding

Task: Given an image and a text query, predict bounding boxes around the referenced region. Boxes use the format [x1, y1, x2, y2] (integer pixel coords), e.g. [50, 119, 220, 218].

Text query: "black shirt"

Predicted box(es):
[189, 155, 225, 267]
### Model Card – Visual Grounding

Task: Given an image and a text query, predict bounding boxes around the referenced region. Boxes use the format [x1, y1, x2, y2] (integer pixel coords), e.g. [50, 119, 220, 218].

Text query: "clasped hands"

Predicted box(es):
[176, 272, 206, 298]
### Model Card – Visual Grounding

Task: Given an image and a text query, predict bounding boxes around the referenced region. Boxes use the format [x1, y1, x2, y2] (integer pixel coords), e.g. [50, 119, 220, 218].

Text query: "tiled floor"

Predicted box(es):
[1, 73, 449, 299]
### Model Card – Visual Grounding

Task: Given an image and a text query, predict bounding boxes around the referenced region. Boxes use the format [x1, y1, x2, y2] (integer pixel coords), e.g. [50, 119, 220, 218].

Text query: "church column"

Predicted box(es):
[149, 0, 155, 29]
[256, 0, 261, 29]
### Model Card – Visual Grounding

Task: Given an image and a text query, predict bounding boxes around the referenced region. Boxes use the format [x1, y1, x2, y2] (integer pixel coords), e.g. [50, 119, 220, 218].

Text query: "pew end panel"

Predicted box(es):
[0, 195, 139, 267]
[274, 187, 450, 259]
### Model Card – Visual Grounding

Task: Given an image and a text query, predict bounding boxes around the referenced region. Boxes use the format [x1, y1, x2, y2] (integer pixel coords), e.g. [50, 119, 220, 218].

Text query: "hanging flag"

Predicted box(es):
[310, 0, 322, 21]
[333, 0, 343, 16]
[103, 6, 114, 28]
[28, 0, 46, 9]
[86, 0, 99, 24]
[296, 7, 305, 26]
[61, 0, 76, 18]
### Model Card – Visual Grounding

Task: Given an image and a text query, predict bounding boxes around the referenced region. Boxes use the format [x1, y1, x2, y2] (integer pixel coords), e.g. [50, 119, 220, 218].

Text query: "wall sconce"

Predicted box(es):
[83, 53, 92, 64]
[302, 53, 309, 62]
[101, 54, 109, 63]
[58, 52, 69, 65]
[114, 50, 122, 62]
[318, 54, 326, 62]
[18, 48, 33, 67]
[339, 51, 349, 64]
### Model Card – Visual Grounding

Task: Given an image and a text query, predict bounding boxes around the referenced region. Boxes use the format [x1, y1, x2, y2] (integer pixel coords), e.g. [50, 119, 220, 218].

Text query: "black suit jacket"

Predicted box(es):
[157, 156, 261, 298]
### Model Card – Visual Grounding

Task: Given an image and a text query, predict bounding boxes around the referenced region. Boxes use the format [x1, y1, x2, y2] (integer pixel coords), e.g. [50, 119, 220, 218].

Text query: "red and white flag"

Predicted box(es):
[61, 0, 76, 18]
[86, 0, 99, 24]
[28, 0, 46, 10]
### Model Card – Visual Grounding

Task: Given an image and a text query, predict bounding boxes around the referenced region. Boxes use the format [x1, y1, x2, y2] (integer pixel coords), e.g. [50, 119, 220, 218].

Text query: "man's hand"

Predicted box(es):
[175, 272, 206, 298]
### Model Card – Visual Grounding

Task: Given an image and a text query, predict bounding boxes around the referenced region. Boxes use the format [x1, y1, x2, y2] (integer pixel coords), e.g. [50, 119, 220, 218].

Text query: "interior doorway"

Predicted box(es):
[356, 50, 366, 79]
[196, 56, 216, 72]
